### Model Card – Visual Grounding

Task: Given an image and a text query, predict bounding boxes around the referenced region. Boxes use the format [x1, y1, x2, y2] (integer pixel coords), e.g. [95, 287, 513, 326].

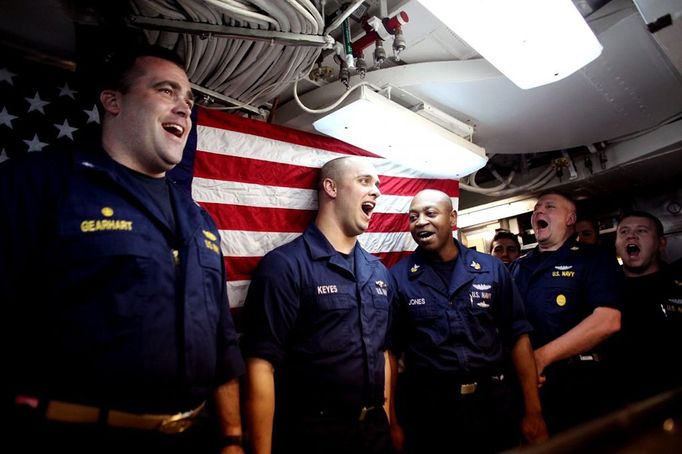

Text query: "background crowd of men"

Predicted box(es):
[2, 44, 681, 454]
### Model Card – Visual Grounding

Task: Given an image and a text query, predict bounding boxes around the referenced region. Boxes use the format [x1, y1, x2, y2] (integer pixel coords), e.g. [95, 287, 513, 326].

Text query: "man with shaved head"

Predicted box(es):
[242, 156, 397, 454]
[510, 190, 623, 434]
[390, 189, 547, 453]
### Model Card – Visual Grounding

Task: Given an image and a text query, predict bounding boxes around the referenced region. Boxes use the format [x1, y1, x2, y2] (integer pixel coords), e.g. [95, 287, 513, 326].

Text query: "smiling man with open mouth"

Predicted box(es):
[510, 190, 623, 435]
[610, 211, 682, 406]
[0, 45, 244, 454]
[389, 189, 547, 453]
[241, 156, 397, 454]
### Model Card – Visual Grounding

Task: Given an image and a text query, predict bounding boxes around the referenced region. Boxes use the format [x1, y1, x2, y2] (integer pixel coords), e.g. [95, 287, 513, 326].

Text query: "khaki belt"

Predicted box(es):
[16, 396, 205, 434]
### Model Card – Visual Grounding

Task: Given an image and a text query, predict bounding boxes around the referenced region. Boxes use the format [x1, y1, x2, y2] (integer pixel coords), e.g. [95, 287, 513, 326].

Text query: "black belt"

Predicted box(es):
[455, 374, 505, 395]
[296, 402, 383, 421]
[406, 370, 506, 396]
[564, 353, 603, 365]
[14, 395, 205, 434]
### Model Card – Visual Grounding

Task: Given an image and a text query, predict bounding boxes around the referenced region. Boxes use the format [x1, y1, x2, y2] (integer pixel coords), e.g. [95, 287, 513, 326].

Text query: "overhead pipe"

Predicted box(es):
[350, 11, 409, 58]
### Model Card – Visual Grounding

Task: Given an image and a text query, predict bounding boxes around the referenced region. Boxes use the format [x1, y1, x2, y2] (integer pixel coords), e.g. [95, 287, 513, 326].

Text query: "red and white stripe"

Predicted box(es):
[192, 109, 459, 308]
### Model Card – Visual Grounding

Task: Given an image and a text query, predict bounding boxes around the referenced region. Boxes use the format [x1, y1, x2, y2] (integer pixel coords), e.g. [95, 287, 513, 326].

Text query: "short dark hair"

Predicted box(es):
[576, 215, 599, 233]
[536, 189, 576, 208]
[97, 44, 186, 94]
[490, 231, 521, 252]
[618, 211, 664, 237]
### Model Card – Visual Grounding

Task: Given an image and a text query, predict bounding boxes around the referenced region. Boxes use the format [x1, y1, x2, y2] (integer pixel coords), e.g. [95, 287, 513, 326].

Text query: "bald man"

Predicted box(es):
[241, 156, 396, 454]
[510, 190, 623, 434]
[390, 189, 546, 454]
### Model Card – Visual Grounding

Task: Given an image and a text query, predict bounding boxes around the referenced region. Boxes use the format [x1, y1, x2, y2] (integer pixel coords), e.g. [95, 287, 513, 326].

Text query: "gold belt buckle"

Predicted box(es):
[159, 416, 195, 434]
[158, 401, 206, 434]
[460, 382, 477, 395]
[358, 405, 375, 421]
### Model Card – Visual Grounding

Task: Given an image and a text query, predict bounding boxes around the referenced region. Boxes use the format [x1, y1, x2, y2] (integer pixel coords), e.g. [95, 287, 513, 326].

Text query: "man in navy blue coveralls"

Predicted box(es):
[241, 156, 396, 454]
[510, 190, 622, 435]
[0, 46, 245, 453]
[390, 189, 547, 454]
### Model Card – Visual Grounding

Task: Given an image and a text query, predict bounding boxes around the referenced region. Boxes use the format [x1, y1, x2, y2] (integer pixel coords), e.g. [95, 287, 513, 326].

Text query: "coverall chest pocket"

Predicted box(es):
[462, 286, 498, 351]
[371, 293, 390, 334]
[407, 300, 448, 348]
[196, 234, 224, 321]
[56, 231, 155, 326]
[302, 286, 357, 353]
[407, 302, 440, 320]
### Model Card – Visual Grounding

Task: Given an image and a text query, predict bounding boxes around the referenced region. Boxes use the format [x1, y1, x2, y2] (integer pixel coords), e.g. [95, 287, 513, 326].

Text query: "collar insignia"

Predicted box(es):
[410, 264, 420, 273]
[470, 260, 481, 270]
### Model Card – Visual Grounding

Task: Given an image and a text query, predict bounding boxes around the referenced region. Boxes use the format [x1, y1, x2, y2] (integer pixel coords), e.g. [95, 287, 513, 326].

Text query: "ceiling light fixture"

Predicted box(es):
[312, 85, 487, 178]
[417, 0, 603, 89]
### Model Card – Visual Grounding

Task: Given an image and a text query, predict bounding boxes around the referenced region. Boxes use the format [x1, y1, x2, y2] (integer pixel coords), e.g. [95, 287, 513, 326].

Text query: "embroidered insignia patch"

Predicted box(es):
[203, 229, 218, 241]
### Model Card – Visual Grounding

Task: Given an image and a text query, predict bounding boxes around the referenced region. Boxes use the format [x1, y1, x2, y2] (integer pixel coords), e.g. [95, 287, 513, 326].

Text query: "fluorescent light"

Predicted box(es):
[418, 0, 603, 89]
[458, 197, 538, 229]
[313, 86, 487, 178]
[414, 101, 474, 139]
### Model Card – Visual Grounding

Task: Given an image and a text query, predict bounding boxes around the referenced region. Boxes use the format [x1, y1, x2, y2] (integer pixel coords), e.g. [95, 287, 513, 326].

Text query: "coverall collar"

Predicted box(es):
[407, 239, 489, 298]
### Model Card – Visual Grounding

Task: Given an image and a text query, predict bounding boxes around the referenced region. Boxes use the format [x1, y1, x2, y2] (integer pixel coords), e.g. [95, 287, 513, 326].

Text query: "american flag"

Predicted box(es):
[0, 55, 101, 161]
[0, 54, 460, 316]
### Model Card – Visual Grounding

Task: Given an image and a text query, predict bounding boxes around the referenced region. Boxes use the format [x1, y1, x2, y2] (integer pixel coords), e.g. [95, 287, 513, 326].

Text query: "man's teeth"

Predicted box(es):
[163, 123, 184, 137]
[626, 244, 640, 254]
[361, 202, 374, 214]
[418, 231, 433, 238]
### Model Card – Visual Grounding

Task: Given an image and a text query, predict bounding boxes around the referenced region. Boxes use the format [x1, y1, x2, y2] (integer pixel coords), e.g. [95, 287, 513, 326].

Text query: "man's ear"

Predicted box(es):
[99, 90, 121, 115]
[450, 210, 458, 229]
[659, 236, 668, 254]
[322, 177, 337, 198]
[567, 210, 577, 227]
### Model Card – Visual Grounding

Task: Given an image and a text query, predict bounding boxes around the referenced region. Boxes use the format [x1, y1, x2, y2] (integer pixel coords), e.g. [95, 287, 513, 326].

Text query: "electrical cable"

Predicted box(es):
[130, 0, 324, 111]
[301, 0, 324, 31]
[292, 78, 382, 114]
[203, 0, 276, 29]
[466, 169, 515, 191]
[460, 163, 556, 196]
[285, 0, 318, 34]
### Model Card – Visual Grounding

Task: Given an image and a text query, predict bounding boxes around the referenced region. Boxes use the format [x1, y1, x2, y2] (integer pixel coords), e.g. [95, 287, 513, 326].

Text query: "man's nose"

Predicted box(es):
[174, 99, 191, 117]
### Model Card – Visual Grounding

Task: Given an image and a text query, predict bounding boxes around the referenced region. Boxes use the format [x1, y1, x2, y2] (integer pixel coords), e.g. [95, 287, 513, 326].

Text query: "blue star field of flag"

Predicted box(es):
[0, 55, 101, 163]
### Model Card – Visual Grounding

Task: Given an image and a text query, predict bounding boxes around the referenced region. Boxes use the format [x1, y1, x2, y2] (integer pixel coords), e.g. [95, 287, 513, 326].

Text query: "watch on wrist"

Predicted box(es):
[221, 435, 243, 447]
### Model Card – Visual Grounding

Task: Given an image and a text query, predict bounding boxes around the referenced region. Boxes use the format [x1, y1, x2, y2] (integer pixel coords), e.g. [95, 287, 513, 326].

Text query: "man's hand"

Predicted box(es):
[521, 411, 548, 445]
[534, 348, 548, 386]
